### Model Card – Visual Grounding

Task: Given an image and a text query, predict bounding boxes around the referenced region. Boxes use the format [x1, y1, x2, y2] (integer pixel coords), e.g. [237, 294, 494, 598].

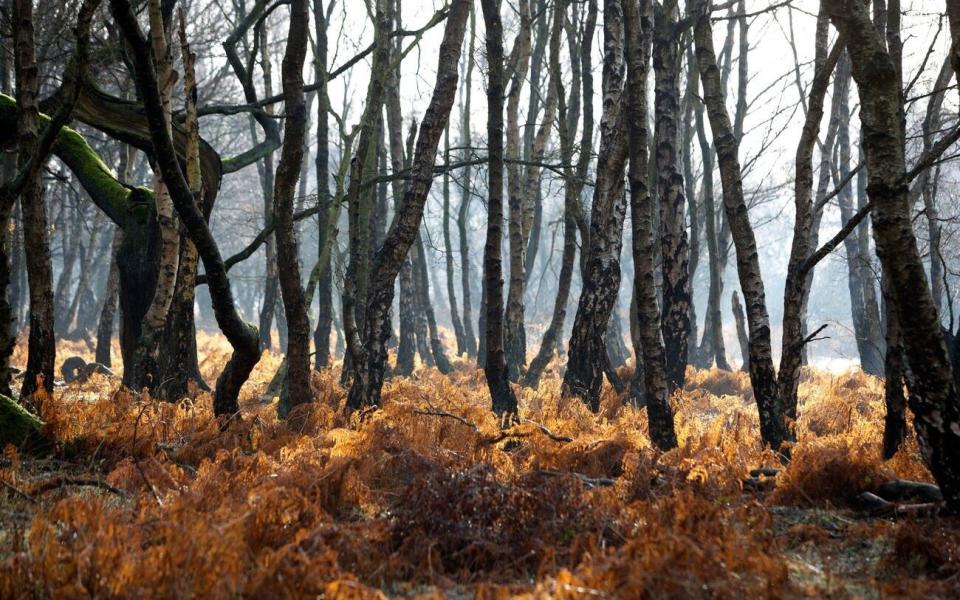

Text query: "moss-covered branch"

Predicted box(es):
[0, 92, 152, 227]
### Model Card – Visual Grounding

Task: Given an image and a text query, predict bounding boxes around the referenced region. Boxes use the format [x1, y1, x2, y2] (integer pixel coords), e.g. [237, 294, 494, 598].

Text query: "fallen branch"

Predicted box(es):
[29, 476, 128, 499]
[535, 469, 616, 488]
[413, 409, 573, 445]
[876, 479, 943, 503]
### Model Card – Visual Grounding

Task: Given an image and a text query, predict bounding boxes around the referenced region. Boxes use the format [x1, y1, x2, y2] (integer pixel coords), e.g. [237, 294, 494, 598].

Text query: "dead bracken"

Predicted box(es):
[0, 334, 957, 598]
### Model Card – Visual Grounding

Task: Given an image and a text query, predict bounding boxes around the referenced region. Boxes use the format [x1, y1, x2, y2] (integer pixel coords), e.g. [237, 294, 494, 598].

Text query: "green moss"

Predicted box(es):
[0, 394, 43, 448]
[0, 93, 154, 228]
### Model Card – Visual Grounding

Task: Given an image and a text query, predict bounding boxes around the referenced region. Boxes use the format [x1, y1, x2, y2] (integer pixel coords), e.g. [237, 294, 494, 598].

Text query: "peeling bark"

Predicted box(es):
[562, 0, 628, 412]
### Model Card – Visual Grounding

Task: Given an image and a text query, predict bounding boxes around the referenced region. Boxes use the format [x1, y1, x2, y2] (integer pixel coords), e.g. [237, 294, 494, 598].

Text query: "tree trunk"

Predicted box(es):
[826, 0, 960, 512]
[313, 0, 333, 370]
[414, 234, 451, 373]
[691, 45, 729, 372]
[396, 257, 417, 375]
[881, 277, 909, 459]
[503, 0, 532, 379]
[692, 0, 788, 453]
[273, 0, 312, 416]
[653, 0, 691, 392]
[834, 52, 884, 376]
[15, 0, 55, 398]
[96, 227, 122, 368]
[478, 0, 518, 417]
[345, 0, 469, 410]
[731, 290, 749, 373]
[562, 0, 628, 412]
[457, 7, 478, 358]
[129, 0, 182, 392]
[441, 126, 467, 356]
[522, 0, 591, 388]
[624, 0, 677, 451]
[113, 0, 262, 417]
[779, 13, 840, 422]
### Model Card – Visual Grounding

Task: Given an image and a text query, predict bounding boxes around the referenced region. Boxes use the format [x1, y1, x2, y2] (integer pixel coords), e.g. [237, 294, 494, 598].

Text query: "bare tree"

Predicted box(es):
[345, 0, 469, 410]
[561, 0, 628, 412]
[624, 0, 677, 450]
[479, 0, 519, 417]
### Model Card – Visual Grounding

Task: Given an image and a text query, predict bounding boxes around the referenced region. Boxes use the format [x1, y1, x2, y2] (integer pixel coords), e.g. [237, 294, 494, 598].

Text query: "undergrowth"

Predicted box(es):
[0, 334, 957, 598]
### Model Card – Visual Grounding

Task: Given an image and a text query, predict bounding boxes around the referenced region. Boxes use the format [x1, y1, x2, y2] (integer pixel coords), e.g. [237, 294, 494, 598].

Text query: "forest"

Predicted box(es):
[1, 0, 960, 596]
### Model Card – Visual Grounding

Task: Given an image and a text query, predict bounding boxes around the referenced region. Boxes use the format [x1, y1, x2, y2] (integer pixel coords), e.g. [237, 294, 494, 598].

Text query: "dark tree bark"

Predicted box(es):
[96, 228, 122, 368]
[345, 0, 469, 410]
[652, 0, 691, 392]
[313, 0, 334, 369]
[826, 0, 960, 512]
[478, 0, 518, 417]
[15, 0, 54, 398]
[692, 0, 788, 453]
[624, 0, 677, 450]
[273, 0, 312, 416]
[881, 279, 909, 459]
[562, 0, 628, 412]
[112, 0, 262, 417]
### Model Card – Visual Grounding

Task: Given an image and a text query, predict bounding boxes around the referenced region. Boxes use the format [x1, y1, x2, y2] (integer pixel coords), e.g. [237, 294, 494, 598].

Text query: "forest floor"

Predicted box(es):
[1, 333, 959, 598]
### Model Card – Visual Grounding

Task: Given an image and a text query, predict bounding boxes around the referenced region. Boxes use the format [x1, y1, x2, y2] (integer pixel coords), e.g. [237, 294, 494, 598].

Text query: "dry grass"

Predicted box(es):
[0, 336, 957, 598]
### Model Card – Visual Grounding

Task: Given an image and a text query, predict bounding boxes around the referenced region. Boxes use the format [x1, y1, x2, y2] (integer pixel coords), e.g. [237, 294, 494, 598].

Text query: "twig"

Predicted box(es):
[1, 479, 37, 504]
[798, 324, 829, 349]
[414, 409, 573, 445]
[521, 418, 574, 443]
[414, 409, 480, 433]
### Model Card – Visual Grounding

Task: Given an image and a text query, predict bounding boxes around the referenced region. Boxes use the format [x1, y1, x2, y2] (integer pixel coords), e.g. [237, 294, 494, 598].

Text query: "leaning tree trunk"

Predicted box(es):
[624, 0, 677, 451]
[779, 12, 840, 422]
[345, 0, 469, 410]
[692, 0, 788, 453]
[478, 0, 518, 417]
[826, 0, 960, 512]
[562, 0, 629, 412]
[652, 0, 691, 392]
[113, 0, 261, 417]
